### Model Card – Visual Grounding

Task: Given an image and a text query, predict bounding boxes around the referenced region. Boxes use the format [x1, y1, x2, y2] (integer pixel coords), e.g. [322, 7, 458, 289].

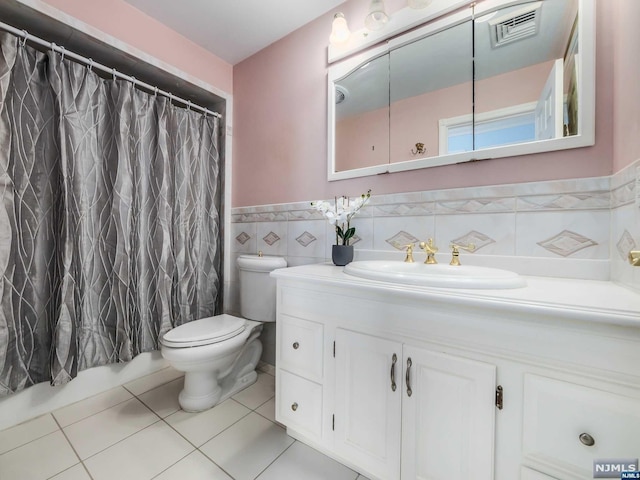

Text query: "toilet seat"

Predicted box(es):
[161, 314, 246, 348]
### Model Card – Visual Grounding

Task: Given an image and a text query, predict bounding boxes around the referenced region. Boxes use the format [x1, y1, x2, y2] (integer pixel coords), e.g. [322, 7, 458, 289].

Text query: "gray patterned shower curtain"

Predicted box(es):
[0, 33, 222, 395]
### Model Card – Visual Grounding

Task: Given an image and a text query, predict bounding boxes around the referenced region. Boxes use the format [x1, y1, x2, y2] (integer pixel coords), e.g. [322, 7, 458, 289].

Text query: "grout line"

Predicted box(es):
[79, 419, 164, 463]
[0, 414, 60, 456]
[148, 449, 197, 480]
[159, 398, 252, 451]
[249, 439, 297, 480]
[50, 415, 83, 466]
[54, 389, 134, 429]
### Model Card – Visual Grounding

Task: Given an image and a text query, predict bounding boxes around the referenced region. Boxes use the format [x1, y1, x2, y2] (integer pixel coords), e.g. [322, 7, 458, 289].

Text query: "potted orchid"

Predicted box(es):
[312, 189, 371, 266]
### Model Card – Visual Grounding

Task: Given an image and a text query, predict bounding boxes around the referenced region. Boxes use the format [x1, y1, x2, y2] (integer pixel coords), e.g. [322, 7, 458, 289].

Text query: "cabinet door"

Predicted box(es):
[401, 346, 496, 480]
[335, 329, 402, 480]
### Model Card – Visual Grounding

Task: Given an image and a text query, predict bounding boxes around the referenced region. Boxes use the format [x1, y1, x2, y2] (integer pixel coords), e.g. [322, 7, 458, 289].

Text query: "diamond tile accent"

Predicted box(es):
[616, 230, 637, 261]
[537, 230, 598, 257]
[263, 232, 280, 246]
[296, 231, 317, 247]
[235, 232, 250, 245]
[437, 197, 514, 214]
[386, 231, 419, 250]
[452, 231, 495, 251]
[518, 193, 610, 211]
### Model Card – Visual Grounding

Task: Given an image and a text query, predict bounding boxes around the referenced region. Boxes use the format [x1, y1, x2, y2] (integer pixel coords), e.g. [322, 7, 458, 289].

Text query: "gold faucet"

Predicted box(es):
[404, 244, 415, 263]
[449, 243, 476, 266]
[419, 238, 439, 264]
[630, 250, 640, 266]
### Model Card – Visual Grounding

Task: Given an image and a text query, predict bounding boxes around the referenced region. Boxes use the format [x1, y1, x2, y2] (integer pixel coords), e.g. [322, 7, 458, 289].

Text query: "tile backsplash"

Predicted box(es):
[226, 159, 640, 325]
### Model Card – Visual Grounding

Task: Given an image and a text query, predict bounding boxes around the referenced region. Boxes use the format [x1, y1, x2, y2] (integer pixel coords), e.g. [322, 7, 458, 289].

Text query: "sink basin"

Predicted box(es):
[343, 261, 526, 289]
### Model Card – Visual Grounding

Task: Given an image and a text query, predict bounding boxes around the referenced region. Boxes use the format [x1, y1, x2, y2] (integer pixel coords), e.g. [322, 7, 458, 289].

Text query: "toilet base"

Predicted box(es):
[177, 328, 263, 412]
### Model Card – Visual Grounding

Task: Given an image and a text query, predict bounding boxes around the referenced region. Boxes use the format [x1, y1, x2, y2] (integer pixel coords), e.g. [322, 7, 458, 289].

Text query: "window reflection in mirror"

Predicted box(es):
[471, 0, 579, 153]
[334, 54, 390, 172]
[391, 20, 473, 162]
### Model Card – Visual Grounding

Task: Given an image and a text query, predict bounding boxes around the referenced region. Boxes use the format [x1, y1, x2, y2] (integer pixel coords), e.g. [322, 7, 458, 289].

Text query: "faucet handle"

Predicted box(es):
[404, 244, 415, 263]
[449, 243, 476, 266]
[419, 238, 439, 264]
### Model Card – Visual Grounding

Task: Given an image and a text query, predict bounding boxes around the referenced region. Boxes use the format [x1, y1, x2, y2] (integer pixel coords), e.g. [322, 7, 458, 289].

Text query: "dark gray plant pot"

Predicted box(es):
[332, 245, 354, 266]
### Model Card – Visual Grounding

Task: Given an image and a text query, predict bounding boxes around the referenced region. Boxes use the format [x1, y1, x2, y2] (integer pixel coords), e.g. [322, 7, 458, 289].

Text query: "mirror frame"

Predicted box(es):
[327, 0, 595, 182]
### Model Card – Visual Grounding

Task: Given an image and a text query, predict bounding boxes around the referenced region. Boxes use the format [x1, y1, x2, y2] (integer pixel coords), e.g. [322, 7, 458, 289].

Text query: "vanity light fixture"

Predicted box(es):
[407, 0, 433, 9]
[365, 0, 389, 31]
[329, 13, 351, 46]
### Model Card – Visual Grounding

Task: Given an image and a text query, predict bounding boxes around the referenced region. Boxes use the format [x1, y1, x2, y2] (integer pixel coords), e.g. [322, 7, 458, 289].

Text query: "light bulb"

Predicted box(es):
[364, 0, 389, 31]
[329, 13, 351, 46]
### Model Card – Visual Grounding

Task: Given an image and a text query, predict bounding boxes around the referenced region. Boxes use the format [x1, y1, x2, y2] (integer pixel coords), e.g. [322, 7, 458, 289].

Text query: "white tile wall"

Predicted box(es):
[229, 161, 640, 361]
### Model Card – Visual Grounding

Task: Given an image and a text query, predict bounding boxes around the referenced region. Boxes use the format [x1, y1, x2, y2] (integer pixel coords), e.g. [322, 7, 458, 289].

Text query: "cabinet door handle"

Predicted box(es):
[390, 353, 397, 392]
[292, 342, 299, 350]
[406, 357, 413, 397]
[579, 432, 595, 446]
[291, 402, 298, 411]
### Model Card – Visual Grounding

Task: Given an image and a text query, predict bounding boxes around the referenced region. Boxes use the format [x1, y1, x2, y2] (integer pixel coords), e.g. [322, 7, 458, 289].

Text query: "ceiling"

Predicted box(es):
[123, 0, 346, 65]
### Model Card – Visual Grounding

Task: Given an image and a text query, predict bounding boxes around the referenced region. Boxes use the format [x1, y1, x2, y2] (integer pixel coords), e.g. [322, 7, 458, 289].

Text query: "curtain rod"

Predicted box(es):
[0, 20, 221, 119]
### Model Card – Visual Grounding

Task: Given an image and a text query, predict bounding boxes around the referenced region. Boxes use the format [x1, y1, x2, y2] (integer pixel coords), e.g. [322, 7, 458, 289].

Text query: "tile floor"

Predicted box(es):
[0, 367, 370, 480]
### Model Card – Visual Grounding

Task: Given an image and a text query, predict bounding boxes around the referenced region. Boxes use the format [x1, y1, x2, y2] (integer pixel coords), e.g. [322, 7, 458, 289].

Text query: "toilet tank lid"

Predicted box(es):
[161, 314, 246, 347]
[237, 255, 287, 272]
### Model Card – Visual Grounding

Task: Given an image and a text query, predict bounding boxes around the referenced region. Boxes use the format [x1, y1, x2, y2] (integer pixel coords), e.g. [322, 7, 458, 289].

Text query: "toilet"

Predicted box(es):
[160, 254, 287, 412]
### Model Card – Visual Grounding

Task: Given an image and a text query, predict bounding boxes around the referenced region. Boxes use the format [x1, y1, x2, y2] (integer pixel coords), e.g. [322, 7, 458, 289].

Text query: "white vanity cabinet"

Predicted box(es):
[333, 328, 496, 480]
[272, 265, 640, 480]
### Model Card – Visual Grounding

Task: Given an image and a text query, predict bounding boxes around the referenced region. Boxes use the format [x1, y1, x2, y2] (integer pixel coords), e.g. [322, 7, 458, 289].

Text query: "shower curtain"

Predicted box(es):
[0, 32, 222, 395]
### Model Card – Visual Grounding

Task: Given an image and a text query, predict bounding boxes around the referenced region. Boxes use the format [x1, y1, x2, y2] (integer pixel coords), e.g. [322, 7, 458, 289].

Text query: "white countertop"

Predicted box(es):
[272, 263, 640, 327]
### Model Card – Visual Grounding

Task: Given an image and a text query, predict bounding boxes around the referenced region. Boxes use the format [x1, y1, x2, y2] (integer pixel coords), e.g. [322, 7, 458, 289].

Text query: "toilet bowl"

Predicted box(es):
[160, 254, 286, 412]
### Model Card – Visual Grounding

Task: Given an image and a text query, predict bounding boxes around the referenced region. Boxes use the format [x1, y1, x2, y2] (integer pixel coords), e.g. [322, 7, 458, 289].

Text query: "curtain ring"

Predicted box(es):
[50, 42, 57, 55]
[187, 101, 191, 111]
[87, 58, 93, 72]
[112, 68, 117, 81]
[153, 86, 158, 97]
[59, 46, 65, 60]
[19, 30, 28, 48]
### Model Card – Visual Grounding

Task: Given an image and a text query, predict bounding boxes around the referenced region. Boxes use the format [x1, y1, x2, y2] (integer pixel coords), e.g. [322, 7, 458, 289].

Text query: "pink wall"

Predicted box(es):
[613, 0, 640, 171]
[337, 108, 389, 171]
[40, 0, 232, 94]
[233, 0, 614, 207]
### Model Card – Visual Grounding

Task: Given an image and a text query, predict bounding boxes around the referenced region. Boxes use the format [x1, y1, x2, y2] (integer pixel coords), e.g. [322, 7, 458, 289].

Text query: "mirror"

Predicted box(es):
[327, 0, 594, 181]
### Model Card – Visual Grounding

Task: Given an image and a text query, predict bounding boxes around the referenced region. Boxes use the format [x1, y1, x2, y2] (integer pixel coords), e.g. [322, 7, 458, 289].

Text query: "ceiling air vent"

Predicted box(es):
[489, 2, 542, 48]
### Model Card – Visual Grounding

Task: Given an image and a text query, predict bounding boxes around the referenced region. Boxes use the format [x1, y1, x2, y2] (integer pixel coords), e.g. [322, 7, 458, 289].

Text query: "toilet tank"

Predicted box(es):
[237, 254, 287, 322]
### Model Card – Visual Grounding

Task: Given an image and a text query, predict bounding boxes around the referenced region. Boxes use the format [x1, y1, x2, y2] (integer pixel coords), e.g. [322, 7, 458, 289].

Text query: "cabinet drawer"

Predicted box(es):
[279, 315, 323, 380]
[277, 370, 322, 438]
[523, 374, 640, 478]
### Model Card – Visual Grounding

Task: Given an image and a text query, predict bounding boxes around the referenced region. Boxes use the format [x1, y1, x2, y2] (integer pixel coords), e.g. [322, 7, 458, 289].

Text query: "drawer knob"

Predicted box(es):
[293, 342, 299, 350]
[291, 402, 298, 411]
[579, 432, 595, 446]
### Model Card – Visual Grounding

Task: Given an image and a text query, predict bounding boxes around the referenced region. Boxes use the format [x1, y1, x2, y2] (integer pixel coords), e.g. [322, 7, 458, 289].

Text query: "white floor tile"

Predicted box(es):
[255, 397, 276, 424]
[53, 386, 133, 427]
[154, 450, 232, 480]
[200, 412, 294, 480]
[83, 421, 194, 480]
[137, 377, 183, 418]
[123, 367, 183, 396]
[232, 372, 275, 410]
[63, 397, 159, 459]
[165, 398, 250, 447]
[0, 431, 78, 480]
[0, 414, 58, 455]
[257, 441, 358, 480]
[49, 463, 92, 480]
